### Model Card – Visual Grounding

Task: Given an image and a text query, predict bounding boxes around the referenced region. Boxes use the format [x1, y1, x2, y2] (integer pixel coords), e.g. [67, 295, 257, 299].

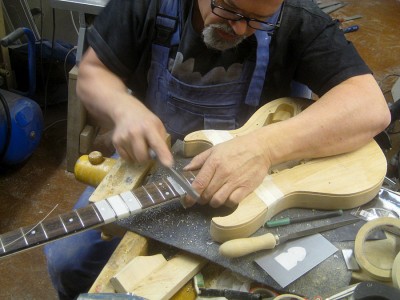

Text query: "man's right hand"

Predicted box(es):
[77, 47, 173, 168]
[111, 97, 173, 167]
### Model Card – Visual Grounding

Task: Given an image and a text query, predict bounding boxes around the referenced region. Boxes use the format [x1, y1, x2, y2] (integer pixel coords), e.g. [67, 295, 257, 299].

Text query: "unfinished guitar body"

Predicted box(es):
[183, 97, 312, 157]
[183, 97, 387, 243]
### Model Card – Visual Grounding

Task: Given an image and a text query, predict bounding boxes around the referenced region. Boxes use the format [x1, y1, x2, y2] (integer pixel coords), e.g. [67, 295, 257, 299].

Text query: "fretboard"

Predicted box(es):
[0, 171, 195, 258]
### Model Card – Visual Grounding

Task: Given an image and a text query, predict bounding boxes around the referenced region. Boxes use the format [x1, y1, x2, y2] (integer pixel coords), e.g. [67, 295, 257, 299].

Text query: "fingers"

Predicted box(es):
[183, 149, 210, 171]
[112, 112, 172, 164]
[147, 127, 174, 167]
[115, 145, 130, 161]
[112, 128, 149, 162]
[182, 179, 255, 209]
[197, 168, 252, 208]
[183, 149, 238, 208]
[182, 136, 270, 208]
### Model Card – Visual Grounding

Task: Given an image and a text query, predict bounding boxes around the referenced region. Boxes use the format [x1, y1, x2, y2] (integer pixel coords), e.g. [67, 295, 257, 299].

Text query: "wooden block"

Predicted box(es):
[89, 231, 148, 294]
[0, 4, 14, 89]
[79, 125, 97, 154]
[89, 158, 154, 203]
[111, 252, 207, 300]
[111, 254, 167, 293]
[66, 66, 87, 172]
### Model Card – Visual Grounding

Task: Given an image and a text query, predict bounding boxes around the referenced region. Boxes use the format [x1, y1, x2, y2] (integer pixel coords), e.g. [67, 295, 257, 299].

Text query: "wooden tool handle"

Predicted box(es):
[219, 233, 277, 258]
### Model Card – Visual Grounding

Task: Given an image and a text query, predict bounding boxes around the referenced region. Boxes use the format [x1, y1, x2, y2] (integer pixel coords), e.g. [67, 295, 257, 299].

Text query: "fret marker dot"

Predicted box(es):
[166, 192, 170, 195]
[31, 231, 36, 235]
[69, 218, 74, 222]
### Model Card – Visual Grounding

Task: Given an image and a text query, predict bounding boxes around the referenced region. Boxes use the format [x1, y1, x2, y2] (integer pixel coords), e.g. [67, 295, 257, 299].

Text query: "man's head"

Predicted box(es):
[195, 0, 284, 51]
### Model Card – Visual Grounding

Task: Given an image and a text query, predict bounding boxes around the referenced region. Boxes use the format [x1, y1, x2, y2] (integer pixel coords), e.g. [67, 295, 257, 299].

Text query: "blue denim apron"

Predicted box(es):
[145, 0, 282, 142]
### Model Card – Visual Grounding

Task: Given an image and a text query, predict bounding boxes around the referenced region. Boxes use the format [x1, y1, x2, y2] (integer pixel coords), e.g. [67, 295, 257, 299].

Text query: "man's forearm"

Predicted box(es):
[76, 48, 136, 129]
[259, 74, 391, 166]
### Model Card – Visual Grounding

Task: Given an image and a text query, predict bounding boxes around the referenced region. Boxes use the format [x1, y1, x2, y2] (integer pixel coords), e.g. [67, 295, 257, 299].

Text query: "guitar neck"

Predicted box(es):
[0, 173, 192, 258]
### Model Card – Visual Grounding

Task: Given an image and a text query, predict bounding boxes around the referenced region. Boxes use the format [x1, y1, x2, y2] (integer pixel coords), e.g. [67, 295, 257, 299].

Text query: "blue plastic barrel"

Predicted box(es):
[0, 89, 43, 165]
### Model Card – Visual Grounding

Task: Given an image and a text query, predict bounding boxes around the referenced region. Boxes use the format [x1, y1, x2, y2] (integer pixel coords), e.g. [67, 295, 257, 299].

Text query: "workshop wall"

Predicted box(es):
[27, 0, 78, 45]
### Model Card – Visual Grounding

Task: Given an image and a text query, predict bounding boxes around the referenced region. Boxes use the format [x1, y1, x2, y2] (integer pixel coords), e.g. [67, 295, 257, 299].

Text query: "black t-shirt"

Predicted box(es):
[87, 0, 370, 103]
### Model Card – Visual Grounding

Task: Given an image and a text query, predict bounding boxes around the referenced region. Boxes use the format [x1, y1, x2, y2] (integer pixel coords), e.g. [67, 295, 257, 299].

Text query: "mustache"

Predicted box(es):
[209, 22, 238, 35]
[202, 22, 246, 51]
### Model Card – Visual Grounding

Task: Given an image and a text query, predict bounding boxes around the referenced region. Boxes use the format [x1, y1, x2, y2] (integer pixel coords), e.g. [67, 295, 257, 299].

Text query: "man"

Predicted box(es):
[45, 0, 390, 298]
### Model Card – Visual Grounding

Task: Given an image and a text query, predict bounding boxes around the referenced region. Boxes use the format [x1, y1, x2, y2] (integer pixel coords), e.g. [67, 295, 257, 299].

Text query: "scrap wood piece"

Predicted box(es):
[111, 254, 168, 293]
[318, 1, 343, 9]
[89, 231, 148, 293]
[111, 251, 207, 300]
[322, 3, 348, 14]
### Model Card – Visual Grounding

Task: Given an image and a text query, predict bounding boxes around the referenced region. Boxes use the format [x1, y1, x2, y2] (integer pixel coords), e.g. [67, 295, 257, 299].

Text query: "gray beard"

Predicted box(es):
[202, 23, 246, 51]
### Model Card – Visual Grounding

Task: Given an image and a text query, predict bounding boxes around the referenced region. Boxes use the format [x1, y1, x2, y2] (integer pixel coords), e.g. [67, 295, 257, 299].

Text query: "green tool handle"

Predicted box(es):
[265, 218, 291, 227]
[219, 233, 278, 258]
[265, 209, 343, 228]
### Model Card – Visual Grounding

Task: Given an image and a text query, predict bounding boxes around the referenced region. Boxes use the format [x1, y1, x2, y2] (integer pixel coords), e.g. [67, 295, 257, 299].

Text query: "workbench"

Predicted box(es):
[68, 0, 400, 297]
[75, 131, 396, 299]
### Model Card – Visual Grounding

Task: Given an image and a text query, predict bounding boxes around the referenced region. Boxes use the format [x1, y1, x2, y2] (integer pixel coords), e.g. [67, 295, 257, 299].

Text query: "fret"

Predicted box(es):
[133, 186, 155, 209]
[141, 185, 155, 205]
[60, 210, 86, 232]
[23, 222, 48, 245]
[59, 215, 68, 233]
[20, 228, 28, 245]
[0, 228, 30, 256]
[0, 237, 5, 253]
[166, 176, 185, 197]
[75, 205, 103, 227]
[161, 178, 178, 198]
[27, 216, 64, 244]
[75, 210, 85, 227]
[40, 223, 49, 239]
[94, 199, 118, 223]
[120, 191, 142, 213]
[132, 178, 183, 209]
[152, 182, 167, 201]
[181, 170, 197, 186]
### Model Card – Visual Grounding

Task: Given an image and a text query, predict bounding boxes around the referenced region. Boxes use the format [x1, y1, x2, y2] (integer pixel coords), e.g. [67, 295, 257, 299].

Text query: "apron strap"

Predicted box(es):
[155, 0, 181, 46]
[245, 4, 283, 106]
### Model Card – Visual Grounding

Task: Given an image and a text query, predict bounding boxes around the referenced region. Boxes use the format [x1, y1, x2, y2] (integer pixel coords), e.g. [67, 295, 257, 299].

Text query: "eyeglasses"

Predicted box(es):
[210, 0, 280, 32]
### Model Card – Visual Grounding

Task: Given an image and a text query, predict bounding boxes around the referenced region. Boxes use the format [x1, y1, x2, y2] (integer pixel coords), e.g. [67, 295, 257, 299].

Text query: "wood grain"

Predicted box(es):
[183, 98, 387, 243]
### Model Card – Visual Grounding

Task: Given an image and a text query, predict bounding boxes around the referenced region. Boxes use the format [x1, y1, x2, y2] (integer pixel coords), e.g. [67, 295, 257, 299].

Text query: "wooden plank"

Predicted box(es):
[89, 231, 148, 293]
[67, 66, 87, 172]
[79, 125, 97, 154]
[0, 3, 14, 89]
[111, 252, 207, 300]
[111, 254, 167, 293]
